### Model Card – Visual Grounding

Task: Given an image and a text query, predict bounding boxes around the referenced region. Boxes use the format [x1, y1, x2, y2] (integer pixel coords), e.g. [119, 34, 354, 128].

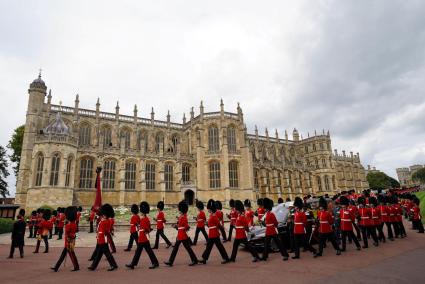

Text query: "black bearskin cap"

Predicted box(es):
[244, 199, 251, 208]
[294, 197, 304, 209]
[369, 197, 378, 206]
[65, 206, 77, 222]
[263, 198, 273, 211]
[52, 210, 57, 216]
[413, 197, 420, 206]
[257, 198, 264, 206]
[339, 195, 349, 206]
[178, 200, 189, 214]
[78, 206, 82, 212]
[357, 196, 366, 206]
[229, 199, 235, 208]
[31, 210, 37, 216]
[101, 204, 115, 218]
[42, 209, 51, 220]
[215, 200, 223, 210]
[377, 194, 386, 204]
[278, 197, 284, 204]
[196, 201, 204, 210]
[19, 209, 25, 217]
[131, 204, 139, 214]
[157, 201, 165, 211]
[319, 197, 328, 210]
[235, 200, 244, 213]
[207, 199, 217, 212]
[140, 201, 150, 214]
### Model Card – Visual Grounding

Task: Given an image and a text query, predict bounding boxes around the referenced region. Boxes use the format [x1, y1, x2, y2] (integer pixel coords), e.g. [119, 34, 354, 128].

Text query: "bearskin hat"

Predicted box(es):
[78, 206, 82, 212]
[36, 208, 42, 214]
[140, 201, 150, 214]
[229, 199, 235, 208]
[257, 198, 264, 206]
[339, 195, 349, 206]
[294, 197, 304, 209]
[363, 190, 370, 198]
[42, 209, 51, 221]
[377, 194, 386, 204]
[235, 200, 244, 213]
[244, 199, 251, 208]
[357, 196, 366, 206]
[31, 210, 36, 216]
[278, 197, 284, 204]
[215, 200, 223, 210]
[131, 204, 139, 214]
[392, 196, 399, 204]
[263, 198, 273, 211]
[196, 200, 204, 210]
[52, 210, 57, 216]
[413, 197, 420, 206]
[18, 209, 25, 217]
[157, 201, 165, 211]
[207, 199, 217, 212]
[100, 203, 115, 218]
[178, 200, 189, 214]
[369, 197, 378, 206]
[65, 206, 77, 222]
[319, 197, 328, 210]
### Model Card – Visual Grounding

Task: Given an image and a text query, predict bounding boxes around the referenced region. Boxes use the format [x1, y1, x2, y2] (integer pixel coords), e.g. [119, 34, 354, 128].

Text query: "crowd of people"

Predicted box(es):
[7, 189, 424, 272]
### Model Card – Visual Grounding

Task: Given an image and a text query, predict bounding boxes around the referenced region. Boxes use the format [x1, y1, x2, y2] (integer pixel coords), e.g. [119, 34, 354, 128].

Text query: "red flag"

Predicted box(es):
[93, 167, 102, 212]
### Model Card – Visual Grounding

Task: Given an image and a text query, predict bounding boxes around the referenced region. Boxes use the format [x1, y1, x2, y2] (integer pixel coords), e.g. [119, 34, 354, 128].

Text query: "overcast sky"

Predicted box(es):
[1, 0, 425, 196]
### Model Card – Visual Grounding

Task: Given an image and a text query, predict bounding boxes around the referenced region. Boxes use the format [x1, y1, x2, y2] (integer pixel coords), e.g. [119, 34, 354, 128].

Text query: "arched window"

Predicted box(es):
[165, 163, 173, 190]
[313, 143, 317, 151]
[254, 169, 259, 189]
[145, 162, 156, 190]
[79, 157, 93, 188]
[208, 126, 219, 153]
[329, 157, 333, 168]
[288, 171, 293, 187]
[317, 176, 322, 191]
[102, 126, 112, 148]
[322, 158, 327, 168]
[315, 158, 319, 169]
[170, 134, 179, 153]
[308, 174, 312, 187]
[277, 171, 282, 187]
[65, 156, 73, 187]
[182, 164, 190, 183]
[137, 131, 148, 152]
[227, 126, 236, 153]
[320, 143, 324, 150]
[125, 161, 136, 190]
[79, 123, 91, 146]
[209, 161, 221, 188]
[121, 128, 131, 149]
[305, 145, 309, 154]
[266, 171, 270, 186]
[49, 153, 60, 186]
[325, 175, 330, 191]
[155, 133, 164, 154]
[332, 176, 336, 191]
[35, 153, 44, 187]
[228, 161, 238, 188]
[103, 160, 116, 189]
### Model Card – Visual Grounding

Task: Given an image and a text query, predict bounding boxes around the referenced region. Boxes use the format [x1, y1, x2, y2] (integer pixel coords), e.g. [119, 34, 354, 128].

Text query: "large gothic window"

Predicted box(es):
[209, 161, 221, 189]
[49, 153, 60, 186]
[208, 126, 219, 153]
[79, 157, 93, 188]
[169, 134, 179, 153]
[325, 175, 330, 191]
[102, 126, 112, 147]
[65, 156, 73, 187]
[277, 171, 282, 187]
[228, 161, 239, 188]
[35, 153, 44, 187]
[164, 163, 173, 191]
[182, 164, 190, 183]
[121, 128, 131, 149]
[137, 131, 148, 152]
[145, 162, 156, 190]
[227, 126, 236, 153]
[155, 133, 164, 154]
[254, 169, 259, 189]
[317, 176, 322, 191]
[103, 160, 116, 190]
[79, 123, 91, 146]
[125, 161, 136, 190]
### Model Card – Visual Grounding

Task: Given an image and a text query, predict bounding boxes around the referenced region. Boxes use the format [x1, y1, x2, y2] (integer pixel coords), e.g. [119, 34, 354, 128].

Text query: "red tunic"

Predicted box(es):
[257, 207, 265, 222]
[37, 220, 52, 236]
[156, 211, 165, 230]
[264, 211, 278, 236]
[96, 218, 109, 245]
[293, 210, 307, 235]
[412, 206, 421, 220]
[50, 216, 57, 227]
[89, 211, 95, 222]
[388, 205, 397, 223]
[130, 214, 140, 234]
[176, 214, 189, 241]
[377, 205, 389, 223]
[216, 210, 224, 226]
[138, 216, 151, 243]
[196, 210, 206, 228]
[317, 210, 333, 233]
[340, 208, 355, 231]
[57, 213, 65, 228]
[109, 218, 115, 234]
[235, 214, 248, 239]
[245, 209, 254, 227]
[370, 207, 381, 226]
[207, 213, 220, 238]
[76, 212, 81, 223]
[358, 207, 372, 226]
[394, 204, 403, 222]
[229, 208, 238, 225]
[64, 221, 77, 247]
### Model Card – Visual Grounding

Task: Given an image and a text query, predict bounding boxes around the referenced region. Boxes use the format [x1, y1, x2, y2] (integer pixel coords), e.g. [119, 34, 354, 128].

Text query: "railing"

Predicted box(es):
[78, 108, 96, 117]
[35, 134, 78, 146]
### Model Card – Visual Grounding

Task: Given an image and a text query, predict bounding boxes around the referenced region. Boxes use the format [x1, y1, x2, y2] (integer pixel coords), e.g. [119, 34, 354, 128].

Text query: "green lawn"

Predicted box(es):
[414, 191, 425, 223]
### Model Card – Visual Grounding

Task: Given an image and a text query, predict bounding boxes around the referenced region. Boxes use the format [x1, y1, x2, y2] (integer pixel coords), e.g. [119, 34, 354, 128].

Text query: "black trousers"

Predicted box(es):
[193, 227, 208, 245]
[53, 247, 79, 270]
[33, 226, 38, 238]
[294, 234, 316, 257]
[90, 243, 117, 269]
[201, 237, 229, 261]
[318, 232, 340, 255]
[219, 225, 227, 241]
[89, 221, 94, 233]
[107, 233, 116, 253]
[130, 241, 159, 266]
[168, 239, 198, 264]
[413, 219, 424, 233]
[34, 236, 49, 253]
[385, 222, 394, 239]
[397, 221, 407, 236]
[126, 232, 138, 250]
[230, 238, 259, 261]
[49, 229, 53, 239]
[377, 224, 386, 242]
[28, 227, 34, 238]
[360, 226, 378, 248]
[393, 222, 401, 237]
[228, 225, 235, 241]
[263, 235, 289, 260]
[54, 226, 58, 235]
[154, 229, 172, 248]
[341, 231, 360, 250]
[9, 243, 24, 258]
[57, 227, 64, 240]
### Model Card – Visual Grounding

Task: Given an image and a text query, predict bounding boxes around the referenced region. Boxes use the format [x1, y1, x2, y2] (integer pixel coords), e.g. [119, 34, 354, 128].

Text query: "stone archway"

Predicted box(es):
[184, 189, 195, 205]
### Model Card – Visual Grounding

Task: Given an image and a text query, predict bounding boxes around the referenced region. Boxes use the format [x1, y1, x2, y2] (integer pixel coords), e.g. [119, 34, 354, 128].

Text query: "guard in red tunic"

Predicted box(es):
[227, 199, 237, 242]
[376, 195, 387, 242]
[229, 200, 260, 262]
[33, 209, 42, 239]
[348, 202, 362, 241]
[388, 197, 400, 239]
[412, 197, 424, 233]
[165, 201, 198, 266]
[76, 206, 82, 233]
[124, 204, 140, 251]
[369, 197, 383, 244]
[215, 201, 228, 242]
[262, 198, 289, 261]
[153, 201, 172, 249]
[244, 199, 254, 227]
[126, 202, 159, 269]
[33, 209, 52, 253]
[8, 209, 26, 259]
[28, 210, 37, 238]
[393, 196, 407, 238]
[57, 208, 65, 240]
[339, 196, 361, 251]
[256, 198, 265, 223]
[199, 199, 230, 264]
[51, 206, 79, 272]
[106, 217, 116, 253]
[49, 210, 57, 239]
[88, 204, 118, 271]
[314, 197, 341, 257]
[358, 197, 378, 248]
[292, 197, 317, 259]
[89, 207, 96, 233]
[193, 201, 208, 245]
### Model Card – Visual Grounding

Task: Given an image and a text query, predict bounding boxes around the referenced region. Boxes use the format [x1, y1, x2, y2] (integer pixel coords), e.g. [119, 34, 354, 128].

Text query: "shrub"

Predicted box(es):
[0, 218, 14, 234]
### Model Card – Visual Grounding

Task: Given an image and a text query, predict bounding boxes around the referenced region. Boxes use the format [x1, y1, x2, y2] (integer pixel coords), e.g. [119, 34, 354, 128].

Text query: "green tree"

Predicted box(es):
[7, 125, 24, 177]
[0, 145, 10, 197]
[412, 168, 425, 184]
[366, 171, 399, 190]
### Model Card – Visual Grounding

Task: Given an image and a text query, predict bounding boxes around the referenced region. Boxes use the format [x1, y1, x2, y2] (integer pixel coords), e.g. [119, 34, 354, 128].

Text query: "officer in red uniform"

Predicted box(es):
[388, 197, 400, 239]
[126, 202, 159, 269]
[358, 196, 378, 248]
[229, 200, 260, 262]
[106, 216, 116, 253]
[49, 210, 57, 239]
[9, 209, 26, 259]
[88, 204, 118, 271]
[28, 211, 37, 238]
[57, 208, 65, 240]
[339, 196, 361, 251]
[153, 201, 172, 249]
[193, 201, 208, 245]
[227, 199, 237, 242]
[124, 204, 140, 251]
[89, 207, 96, 233]
[412, 197, 424, 233]
[256, 198, 265, 223]
[369, 197, 383, 244]
[199, 199, 230, 264]
[291, 197, 317, 259]
[262, 198, 289, 261]
[51, 206, 79, 272]
[76, 207, 82, 233]
[33, 209, 52, 253]
[33, 209, 42, 239]
[314, 197, 341, 257]
[348, 201, 362, 241]
[244, 199, 254, 227]
[376, 195, 387, 242]
[393, 196, 407, 238]
[215, 201, 228, 242]
[165, 201, 198, 266]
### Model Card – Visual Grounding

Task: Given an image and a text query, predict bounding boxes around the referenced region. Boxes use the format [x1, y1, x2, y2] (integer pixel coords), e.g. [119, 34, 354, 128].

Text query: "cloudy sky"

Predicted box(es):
[1, 0, 425, 195]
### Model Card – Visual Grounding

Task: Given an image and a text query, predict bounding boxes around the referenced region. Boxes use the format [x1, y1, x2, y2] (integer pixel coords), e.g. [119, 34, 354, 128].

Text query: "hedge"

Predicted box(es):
[0, 218, 14, 234]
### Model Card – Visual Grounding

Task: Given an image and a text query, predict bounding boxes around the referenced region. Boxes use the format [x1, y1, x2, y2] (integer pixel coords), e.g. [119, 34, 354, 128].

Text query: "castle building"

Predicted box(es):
[396, 165, 424, 187]
[15, 74, 369, 211]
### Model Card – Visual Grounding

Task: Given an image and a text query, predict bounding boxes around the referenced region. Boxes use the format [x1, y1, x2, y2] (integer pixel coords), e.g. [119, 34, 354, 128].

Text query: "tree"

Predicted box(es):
[7, 125, 24, 177]
[0, 145, 10, 197]
[412, 168, 425, 184]
[366, 171, 399, 190]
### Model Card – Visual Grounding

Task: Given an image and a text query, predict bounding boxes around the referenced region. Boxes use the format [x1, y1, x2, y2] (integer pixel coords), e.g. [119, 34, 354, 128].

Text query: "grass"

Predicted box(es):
[414, 191, 425, 223]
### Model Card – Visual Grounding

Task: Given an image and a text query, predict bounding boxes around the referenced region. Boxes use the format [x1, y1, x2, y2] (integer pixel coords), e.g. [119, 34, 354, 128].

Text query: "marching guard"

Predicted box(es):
[28, 210, 37, 238]
[357, 197, 378, 248]
[412, 197, 424, 233]
[227, 199, 237, 242]
[33, 209, 52, 254]
[339, 196, 361, 251]
[193, 200, 208, 245]
[256, 198, 265, 223]
[292, 197, 317, 259]
[124, 204, 140, 251]
[314, 197, 341, 257]
[153, 201, 172, 249]
[215, 201, 228, 242]
[8, 209, 26, 259]
[244, 199, 254, 227]
[56, 207, 65, 240]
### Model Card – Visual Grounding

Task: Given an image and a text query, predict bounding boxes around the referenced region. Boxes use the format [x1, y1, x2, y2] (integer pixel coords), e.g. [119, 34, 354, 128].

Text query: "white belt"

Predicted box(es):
[231, 218, 236, 220]
[319, 221, 328, 224]
[294, 222, 304, 225]
[372, 217, 378, 219]
[361, 217, 369, 219]
[209, 226, 217, 229]
[178, 227, 186, 230]
[157, 220, 164, 222]
[390, 214, 394, 216]
[139, 229, 146, 232]
[235, 226, 245, 229]
[381, 213, 387, 215]
[341, 219, 351, 222]
[266, 224, 275, 227]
